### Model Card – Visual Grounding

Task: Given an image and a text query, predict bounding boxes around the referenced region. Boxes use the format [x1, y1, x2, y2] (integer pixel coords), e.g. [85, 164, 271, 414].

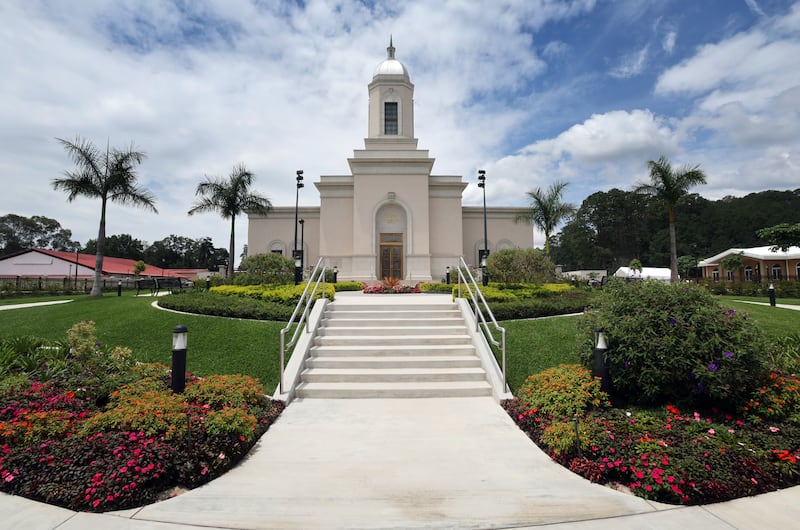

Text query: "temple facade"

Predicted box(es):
[247, 41, 533, 282]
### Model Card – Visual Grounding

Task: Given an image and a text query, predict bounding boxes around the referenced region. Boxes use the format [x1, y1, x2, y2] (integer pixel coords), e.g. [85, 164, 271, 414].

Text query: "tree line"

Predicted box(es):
[551, 187, 800, 275]
[0, 215, 230, 271]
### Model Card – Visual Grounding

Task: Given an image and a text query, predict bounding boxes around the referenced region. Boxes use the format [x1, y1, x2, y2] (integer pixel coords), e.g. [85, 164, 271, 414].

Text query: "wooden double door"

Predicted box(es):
[379, 233, 403, 279]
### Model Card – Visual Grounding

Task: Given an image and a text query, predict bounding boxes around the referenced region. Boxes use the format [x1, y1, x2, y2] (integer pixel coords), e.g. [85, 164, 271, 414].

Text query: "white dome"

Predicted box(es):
[373, 58, 409, 79]
[373, 38, 410, 81]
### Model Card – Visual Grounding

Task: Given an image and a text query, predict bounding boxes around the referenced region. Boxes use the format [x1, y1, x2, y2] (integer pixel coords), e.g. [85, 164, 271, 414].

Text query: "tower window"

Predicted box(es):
[384, 102, 398, 135]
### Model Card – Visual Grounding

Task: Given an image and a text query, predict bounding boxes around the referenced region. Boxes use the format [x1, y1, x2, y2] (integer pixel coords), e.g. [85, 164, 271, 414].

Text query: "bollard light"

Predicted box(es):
[171, 324, 188, 393]
[117, 280, 122, 297]
[446, 266, 451, 285]
[333, 265, 338, 284]
[769, 282, 776, 307]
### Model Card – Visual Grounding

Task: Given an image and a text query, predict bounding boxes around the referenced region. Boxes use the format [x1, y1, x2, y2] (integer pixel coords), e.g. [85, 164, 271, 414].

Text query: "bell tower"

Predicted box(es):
[367, 37, 415, 140]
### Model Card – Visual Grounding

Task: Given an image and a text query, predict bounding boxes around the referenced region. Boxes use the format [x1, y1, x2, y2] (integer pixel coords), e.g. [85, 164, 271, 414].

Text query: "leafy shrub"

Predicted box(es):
[766, 333, 800, 372]
[517, 364, 610, 419]
[212, 283, 335, 304]
[183, 374, 264, 408]
[332, 281, 364, 291]
[203, 407, 258, 442]
[418, 282, 454, 293]
[541, 419, 593, 456]
[234, 253, 294, 285]
[490, 291, 591, 320]
[579, 280, 769, 408]
[744, 371, 800, 423]
[487, 248, 556, 285]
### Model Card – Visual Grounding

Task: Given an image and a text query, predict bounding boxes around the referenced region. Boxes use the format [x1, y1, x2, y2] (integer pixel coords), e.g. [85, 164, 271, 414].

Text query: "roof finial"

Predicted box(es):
[387, 35, 395, 59]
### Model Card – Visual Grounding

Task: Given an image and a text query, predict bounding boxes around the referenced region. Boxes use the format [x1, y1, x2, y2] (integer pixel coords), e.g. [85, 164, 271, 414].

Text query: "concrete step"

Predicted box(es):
[321, 317, 465, 327]
[314, 335, 472, 347]
[294, 381, 493, 399]
[309, 344, 476, 357]
[324, 310, 461, 319]
[306, 355, 482, 369]
[301, 367, 487, 383]
[317, 326, 467, 337]
[328, 303, 457, 312]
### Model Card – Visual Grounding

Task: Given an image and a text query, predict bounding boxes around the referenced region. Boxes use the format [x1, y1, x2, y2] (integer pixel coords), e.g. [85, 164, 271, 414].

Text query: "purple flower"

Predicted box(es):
[709, 362, 718, 372]
[624, 360, 631, 367]
[724, 351, 733, 359]
[669, 317, 677, 325]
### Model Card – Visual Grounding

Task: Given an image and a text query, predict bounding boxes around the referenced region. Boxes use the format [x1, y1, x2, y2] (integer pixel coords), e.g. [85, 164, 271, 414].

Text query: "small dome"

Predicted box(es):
[373, 58, 409, 78]
[373, 37, 410, 81]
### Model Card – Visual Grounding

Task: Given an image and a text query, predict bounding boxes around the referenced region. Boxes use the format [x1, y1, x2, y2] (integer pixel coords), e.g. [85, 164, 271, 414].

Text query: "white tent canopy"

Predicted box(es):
[613, 266, 672, 282]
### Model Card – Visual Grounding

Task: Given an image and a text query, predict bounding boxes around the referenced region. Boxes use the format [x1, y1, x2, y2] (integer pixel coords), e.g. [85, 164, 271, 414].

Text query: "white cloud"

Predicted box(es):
[609, 46, 649, 78]
[662, 30, 677, 53]
[744, 0, 766, 17]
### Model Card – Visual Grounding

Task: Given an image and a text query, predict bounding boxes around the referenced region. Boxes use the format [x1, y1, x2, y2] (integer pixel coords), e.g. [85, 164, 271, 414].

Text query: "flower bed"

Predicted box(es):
[504, 365, 800, 505]
[0, 323, 284, 512]
[362, 278, 421, 294]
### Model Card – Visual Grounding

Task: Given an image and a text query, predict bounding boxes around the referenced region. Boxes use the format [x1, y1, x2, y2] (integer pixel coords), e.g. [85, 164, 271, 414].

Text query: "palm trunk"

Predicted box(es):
[91, 198, 107, 297]
[228, 217, 236, 278]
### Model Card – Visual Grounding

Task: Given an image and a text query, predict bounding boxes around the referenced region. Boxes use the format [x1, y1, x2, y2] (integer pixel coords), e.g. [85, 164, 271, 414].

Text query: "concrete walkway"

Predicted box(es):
[732, 300, 800, 311]
[2, 292, 800, 529]
[0, 299, 72, 311]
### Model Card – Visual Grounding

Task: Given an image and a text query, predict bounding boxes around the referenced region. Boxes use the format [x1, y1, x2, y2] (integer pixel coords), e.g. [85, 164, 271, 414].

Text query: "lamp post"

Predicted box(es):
[478, 169, 489, 286]
[299, 218, 305, 279]
[333, 266, 338, 284]
[445, 266, 451, 285]
[171, 325, 188, 393]
[294, 170, 304, 285]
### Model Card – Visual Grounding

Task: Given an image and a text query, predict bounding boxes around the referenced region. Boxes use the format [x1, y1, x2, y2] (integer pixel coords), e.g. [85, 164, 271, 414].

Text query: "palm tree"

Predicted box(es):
[52, 137, 157, 297]
[635, 155, 706, 283]
[188, 164, 271, 278]
[515, 180, 576, 256]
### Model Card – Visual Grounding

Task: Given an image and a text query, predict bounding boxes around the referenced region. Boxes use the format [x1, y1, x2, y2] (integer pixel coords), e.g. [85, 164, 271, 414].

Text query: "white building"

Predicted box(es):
[248, 40, 533, 282]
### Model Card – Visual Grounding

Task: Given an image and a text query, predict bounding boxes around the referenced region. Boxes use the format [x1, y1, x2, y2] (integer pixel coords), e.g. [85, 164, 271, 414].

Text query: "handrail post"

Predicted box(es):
[279, 329, 286, 394]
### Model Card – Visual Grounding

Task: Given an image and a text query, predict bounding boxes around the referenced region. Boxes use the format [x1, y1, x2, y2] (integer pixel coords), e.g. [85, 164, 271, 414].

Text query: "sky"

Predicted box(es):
[2, 0, 799, 261]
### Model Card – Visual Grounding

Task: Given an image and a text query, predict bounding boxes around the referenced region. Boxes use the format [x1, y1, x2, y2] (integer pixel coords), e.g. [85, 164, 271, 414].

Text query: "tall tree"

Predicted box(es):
[188, 164, 271, 277]
[0, 214, 81, 255]
[83, 233, 144, 260]
[757, 223, 800, 251]
[52, 136, 157, 296]
[515, 180, 576, 256]
[635, 156, 706, 283]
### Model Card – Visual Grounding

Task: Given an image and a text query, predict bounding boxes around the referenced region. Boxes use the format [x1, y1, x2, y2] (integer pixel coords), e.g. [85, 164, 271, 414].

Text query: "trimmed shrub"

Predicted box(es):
[183, 374, 264, 408]
[487, 248, 556, 285]
[516, 364, 610, 419]
[234, 253, 294, 285]
[332, 281, 363, 291]
[157, 291, 293, 321]
[490, 291, 591, 320]
[579, 280, 769, 408]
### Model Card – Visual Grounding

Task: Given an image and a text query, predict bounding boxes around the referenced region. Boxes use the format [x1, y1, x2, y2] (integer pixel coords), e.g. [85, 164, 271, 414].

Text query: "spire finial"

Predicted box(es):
[387, 35, 395, 59]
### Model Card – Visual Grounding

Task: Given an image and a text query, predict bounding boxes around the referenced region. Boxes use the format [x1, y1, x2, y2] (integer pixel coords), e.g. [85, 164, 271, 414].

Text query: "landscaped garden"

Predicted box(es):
[503, 280, 800, 504]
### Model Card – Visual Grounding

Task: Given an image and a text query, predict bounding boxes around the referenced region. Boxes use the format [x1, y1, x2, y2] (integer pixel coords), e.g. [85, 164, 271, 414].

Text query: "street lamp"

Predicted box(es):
[294, 170, 304, 285]
[478, 169, 489, 286]
[299, 218, 305, 279]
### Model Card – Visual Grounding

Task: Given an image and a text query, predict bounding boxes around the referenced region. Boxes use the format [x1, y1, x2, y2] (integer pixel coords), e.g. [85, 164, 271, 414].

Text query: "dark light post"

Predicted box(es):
[294, 170, 304, 285]
[171, 325, 188, 393]
[592, 328, 611, 394]
[769, 281, 776, 307]
[478, 169, 489, 286]
[333, 266, 338, 283]
[299, 218, 305, 279]
[445, 266, 451, 285]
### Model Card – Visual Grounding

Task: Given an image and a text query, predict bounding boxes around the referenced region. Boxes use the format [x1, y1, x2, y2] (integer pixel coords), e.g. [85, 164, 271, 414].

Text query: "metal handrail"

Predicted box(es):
[456, 256, 508, 392]
[279, 257, 327, 394]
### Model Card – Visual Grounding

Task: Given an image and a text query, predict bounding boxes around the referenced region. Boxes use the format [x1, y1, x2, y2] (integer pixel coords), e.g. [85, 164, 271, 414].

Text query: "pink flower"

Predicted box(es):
[769, 426, 780, 433]
[708, 429, 715, 436]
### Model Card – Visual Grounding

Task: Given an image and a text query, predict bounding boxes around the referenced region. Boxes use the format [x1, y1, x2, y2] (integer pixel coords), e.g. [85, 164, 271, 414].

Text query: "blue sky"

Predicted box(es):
[1, 0, 798, 257]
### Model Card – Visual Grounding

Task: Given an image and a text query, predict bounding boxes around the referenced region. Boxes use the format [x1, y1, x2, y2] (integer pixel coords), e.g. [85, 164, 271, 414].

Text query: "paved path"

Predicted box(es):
[732, 300, 800, 311]
[0, 300, 72, 311]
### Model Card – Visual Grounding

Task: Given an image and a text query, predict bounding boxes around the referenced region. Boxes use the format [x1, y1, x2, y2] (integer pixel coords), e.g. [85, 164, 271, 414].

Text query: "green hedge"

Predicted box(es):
[490, 291, 591, 320]
[332, 281, 363, 292]
[158, 291, 292, 321]
[211, 283, 335, 304]
[703, 280, 800, 298]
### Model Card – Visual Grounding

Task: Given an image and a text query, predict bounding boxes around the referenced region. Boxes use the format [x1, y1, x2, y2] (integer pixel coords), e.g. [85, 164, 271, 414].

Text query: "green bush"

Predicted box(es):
[332, 281, 364, 291]
[234, 253, 294, 285]
[418, 282, 454, 293]
[579, 280, 769, 408]
[157, 291, 293, 321]
[490, 291, 591, 320]
[702, 280, 800, 298]
[211, 283, 335, 304]
[516, 364, 610, 419]
[183, 374, 265, 408]
[487, 248, 556, 285]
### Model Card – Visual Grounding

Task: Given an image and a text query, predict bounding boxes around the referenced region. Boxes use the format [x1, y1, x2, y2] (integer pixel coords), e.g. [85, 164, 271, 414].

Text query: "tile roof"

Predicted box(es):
[25, 249, 187, 277]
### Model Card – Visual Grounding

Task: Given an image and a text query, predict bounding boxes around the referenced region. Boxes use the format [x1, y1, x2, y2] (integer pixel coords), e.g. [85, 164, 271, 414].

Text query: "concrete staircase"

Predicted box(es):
[295, 299, 492, 398]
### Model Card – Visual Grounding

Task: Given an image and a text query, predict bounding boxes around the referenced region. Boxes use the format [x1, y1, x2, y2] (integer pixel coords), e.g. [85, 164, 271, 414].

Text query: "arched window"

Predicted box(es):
[744, 265, 753, 281]
[269, 240, 285, 255]
[712, 268, 719, 282]
[726, 269, 733, 281]
[384, 102, 398, 135]
[772, 264, 782, 280]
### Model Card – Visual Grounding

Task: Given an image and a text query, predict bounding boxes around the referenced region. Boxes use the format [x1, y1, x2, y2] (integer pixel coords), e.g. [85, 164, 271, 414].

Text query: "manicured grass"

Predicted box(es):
[0, 294, 284, 392]
[716, 297, 800, 338]
[501, 315, 581, 392]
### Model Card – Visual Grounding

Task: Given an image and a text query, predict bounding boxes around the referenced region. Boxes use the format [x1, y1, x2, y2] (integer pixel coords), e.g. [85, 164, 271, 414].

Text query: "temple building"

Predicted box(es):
[247, 40, 533, 282]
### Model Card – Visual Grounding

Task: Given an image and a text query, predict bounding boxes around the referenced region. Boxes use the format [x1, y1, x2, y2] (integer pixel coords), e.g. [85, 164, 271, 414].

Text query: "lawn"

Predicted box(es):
[0, 293, 284, 392]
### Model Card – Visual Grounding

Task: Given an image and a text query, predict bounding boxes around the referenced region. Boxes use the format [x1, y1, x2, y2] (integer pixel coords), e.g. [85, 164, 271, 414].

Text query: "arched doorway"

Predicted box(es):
[375, 203, 407, 280]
